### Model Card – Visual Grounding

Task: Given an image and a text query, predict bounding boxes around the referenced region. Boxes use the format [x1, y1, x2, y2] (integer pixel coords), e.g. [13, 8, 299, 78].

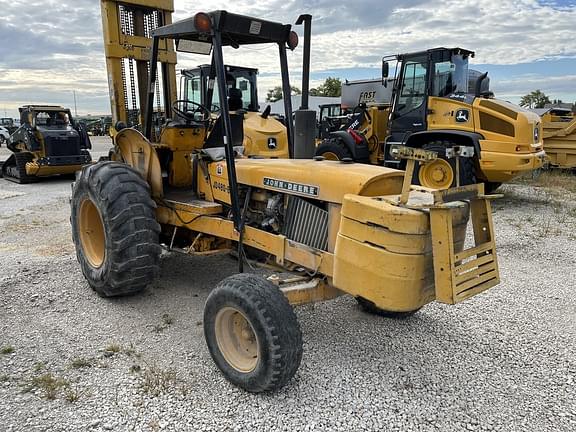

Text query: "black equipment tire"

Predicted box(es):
[356, 297, 421, 318]
[413, 140, 476, 189]
[70, 161, 161, 297]
[315, 137, 353, 161]
[484, 182, 502, 194]
[204, 273, 303, 393]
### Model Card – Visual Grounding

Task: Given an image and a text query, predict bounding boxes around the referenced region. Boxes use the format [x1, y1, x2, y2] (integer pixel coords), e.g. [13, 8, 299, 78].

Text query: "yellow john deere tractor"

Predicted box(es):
[315, 48, 546, 192]
[71, 3, 501, 393]
[1, 105, 92, 183]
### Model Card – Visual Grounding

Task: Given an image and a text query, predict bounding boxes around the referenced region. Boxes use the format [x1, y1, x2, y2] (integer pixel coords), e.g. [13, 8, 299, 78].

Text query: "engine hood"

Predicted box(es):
[235, 159, 405, 204]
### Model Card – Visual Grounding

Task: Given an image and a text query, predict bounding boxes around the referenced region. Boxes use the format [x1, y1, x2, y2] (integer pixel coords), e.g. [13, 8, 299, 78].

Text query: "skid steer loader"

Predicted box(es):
[1, 105, 92, 183]
[72, 3, 501, 393]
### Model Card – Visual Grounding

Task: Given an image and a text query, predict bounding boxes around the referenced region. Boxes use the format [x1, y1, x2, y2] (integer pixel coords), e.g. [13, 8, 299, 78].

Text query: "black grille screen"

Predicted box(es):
[44, 134, 81, 156]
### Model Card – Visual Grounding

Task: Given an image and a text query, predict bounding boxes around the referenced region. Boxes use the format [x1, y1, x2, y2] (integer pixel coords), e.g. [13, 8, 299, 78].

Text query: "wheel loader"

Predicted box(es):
[1, 105, 92, 183]
[73, 2, 502, 393]
[315, 48, 547, 192]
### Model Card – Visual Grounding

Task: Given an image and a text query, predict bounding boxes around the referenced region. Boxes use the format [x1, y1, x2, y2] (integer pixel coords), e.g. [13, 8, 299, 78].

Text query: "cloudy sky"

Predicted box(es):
[0, 0, 575, 118]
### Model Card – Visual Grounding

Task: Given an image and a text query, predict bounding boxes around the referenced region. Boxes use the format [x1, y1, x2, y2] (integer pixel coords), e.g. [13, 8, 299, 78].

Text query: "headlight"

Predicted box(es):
[534, 123, 540, 143]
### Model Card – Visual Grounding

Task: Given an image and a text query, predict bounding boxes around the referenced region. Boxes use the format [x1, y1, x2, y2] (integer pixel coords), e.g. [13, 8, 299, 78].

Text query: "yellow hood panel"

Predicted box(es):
[234, 159, 405, 204]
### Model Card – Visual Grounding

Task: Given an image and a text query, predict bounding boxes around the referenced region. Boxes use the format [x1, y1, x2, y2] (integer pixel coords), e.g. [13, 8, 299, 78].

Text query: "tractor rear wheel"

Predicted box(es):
[356, 296, 421, 318]
[204, 273, 303, 392]
[315, 137, 353, 161]
[70, 161, 161, 297]
[414, 141, 475, 189]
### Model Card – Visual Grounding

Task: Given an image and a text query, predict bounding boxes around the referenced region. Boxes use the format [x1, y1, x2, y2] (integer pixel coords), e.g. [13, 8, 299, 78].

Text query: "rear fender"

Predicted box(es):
[114, 128, 163, 198]
[405, 130, 483, 159]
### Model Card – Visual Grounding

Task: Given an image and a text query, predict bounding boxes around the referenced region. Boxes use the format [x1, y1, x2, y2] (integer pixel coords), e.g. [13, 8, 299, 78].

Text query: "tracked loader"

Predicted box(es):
[1, 105, 92, 183]
[72, 2, 502, 393]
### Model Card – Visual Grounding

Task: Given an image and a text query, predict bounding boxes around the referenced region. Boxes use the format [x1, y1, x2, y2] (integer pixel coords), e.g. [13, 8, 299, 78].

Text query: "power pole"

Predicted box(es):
[73, 91, 78, 117]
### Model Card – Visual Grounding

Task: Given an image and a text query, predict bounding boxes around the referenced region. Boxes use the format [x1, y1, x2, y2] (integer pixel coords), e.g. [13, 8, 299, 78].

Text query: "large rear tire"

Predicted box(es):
[315, 137, 353, 161]
[204, 274, 303, 392]
[414, 141, 476, 189]
[70, 161, 161, 297]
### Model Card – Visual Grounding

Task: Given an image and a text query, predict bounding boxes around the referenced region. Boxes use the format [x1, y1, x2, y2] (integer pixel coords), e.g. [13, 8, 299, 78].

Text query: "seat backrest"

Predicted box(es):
[228, 88, 244, 111]
[204, 113, 244, 149]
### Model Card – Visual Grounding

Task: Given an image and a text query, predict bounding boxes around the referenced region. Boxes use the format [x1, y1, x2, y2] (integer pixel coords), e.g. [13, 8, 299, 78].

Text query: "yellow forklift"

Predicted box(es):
[315, 48, 547, 192]
[73, 2, 501, 392]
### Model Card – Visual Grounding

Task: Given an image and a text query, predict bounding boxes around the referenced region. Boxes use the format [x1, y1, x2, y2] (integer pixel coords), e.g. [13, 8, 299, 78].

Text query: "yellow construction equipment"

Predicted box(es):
[1, 105, 92, 183]
[315, 48, 547, 192]
[72, 2, 501, 392]
[537, 107, 576, 169]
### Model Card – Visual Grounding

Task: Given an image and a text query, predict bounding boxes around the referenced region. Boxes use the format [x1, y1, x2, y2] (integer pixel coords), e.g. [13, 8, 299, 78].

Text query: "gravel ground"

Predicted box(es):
[0, 144, 575, 431]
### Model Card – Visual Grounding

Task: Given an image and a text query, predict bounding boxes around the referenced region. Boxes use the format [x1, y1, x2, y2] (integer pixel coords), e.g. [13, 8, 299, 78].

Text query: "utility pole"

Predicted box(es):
[73, 91, 78, 117]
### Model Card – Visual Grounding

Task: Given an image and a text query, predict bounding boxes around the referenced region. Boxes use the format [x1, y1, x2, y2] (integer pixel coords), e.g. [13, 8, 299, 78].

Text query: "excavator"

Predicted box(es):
[72, 1, 502, 393]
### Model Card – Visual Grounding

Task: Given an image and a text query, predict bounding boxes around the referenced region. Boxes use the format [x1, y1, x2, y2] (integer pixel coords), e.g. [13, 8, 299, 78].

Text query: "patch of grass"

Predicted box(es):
[162, 313, 174, 326]
[152, 313, 175, 333]
[141, 363, 177, 396]
[69, 357, 93, 369]
[129, 364, 142, 374]
[123, 343, 140, 358]
[30, 373, 68, 400]
[104, 343, 122, 357]
[522, 170, 576, 193]
[1, 345, 15, 355]
[63, 383, 87, 403]
[0, 374, 10, 382]
[33, 362, 47, 372]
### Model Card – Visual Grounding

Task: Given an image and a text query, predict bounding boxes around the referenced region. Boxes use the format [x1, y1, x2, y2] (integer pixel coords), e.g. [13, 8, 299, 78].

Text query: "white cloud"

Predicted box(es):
[0, 0, 575, 116]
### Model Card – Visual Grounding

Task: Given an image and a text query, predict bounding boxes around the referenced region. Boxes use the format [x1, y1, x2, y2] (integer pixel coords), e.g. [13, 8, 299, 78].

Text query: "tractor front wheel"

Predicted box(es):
[70, 161, 161, 297]
[204, 274, 303, 392]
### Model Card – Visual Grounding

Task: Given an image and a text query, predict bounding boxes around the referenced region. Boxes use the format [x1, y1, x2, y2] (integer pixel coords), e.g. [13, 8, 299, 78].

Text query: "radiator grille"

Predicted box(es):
[283, 196, 328, 251]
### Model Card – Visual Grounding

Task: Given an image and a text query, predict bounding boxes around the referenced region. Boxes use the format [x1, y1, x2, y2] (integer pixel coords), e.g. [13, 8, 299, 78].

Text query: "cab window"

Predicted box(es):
[397, 59, 427, 114]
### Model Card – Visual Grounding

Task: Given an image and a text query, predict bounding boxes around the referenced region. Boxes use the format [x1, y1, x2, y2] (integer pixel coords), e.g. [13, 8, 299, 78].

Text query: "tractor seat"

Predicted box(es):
[200, 113, 244, 161]
[228, 88, 244, 111]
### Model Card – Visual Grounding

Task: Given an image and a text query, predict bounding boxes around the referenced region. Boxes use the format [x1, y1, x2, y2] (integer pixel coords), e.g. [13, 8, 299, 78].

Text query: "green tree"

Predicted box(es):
[310, 77, 342, 97]
[265, 86, 301, 102]
[519, 90, 551, 109]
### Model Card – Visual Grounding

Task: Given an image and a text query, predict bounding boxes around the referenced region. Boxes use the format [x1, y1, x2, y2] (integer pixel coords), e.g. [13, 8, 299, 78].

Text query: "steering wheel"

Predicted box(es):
[172, 100, 211, 126]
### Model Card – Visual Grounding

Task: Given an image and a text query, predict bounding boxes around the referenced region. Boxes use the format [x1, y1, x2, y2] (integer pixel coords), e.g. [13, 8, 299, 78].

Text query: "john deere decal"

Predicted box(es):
[263, 177, 319, 197]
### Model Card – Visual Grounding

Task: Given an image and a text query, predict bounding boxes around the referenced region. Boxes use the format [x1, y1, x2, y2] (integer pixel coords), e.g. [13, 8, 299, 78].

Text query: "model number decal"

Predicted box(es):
[263, 177, 319, 197]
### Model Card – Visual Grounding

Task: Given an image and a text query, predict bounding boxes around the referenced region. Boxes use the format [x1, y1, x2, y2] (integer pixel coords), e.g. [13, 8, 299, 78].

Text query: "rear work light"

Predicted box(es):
[287, 31, 299, 50]
[194, 12, 212, 32]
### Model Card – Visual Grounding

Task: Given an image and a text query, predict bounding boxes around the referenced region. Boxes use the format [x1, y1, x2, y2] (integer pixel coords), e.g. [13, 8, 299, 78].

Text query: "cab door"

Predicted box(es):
[389, 55, 429, 142]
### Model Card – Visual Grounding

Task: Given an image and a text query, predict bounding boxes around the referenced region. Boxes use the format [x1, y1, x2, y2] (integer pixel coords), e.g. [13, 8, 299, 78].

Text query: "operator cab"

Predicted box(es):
[382, 47, 475, 164]
[181, 65, 259, 113]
